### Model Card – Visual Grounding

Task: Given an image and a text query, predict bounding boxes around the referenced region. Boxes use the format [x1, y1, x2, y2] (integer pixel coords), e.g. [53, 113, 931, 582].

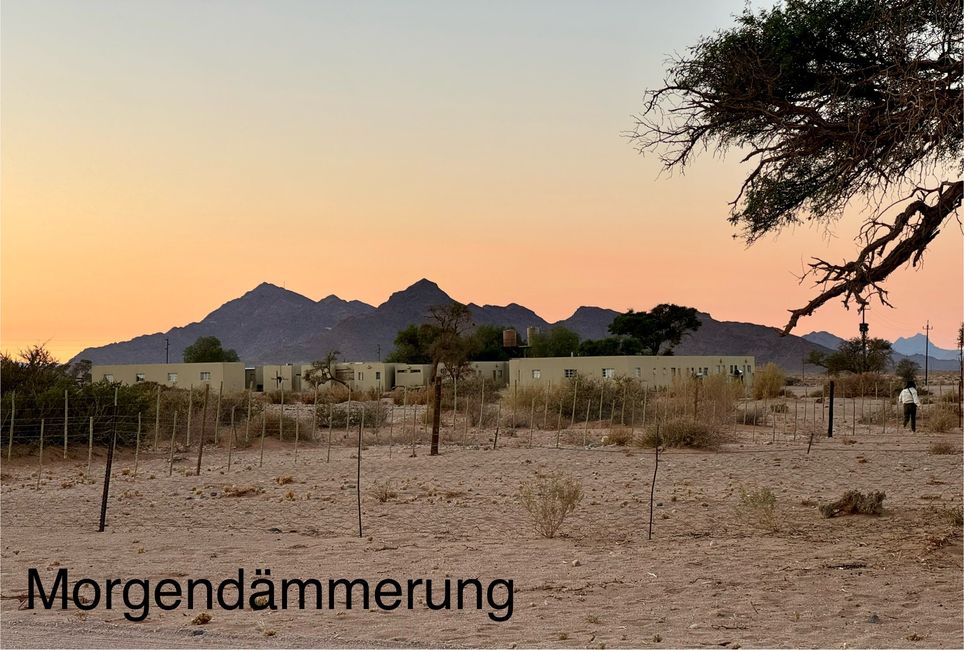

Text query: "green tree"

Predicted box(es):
[467, 325, 512, 361]
[577, 336, 642, 357]
[529, 327, 581, 358]
[631, 0, 962, 333]
[384, 324, 436, 364]
[609, 305, 701, 355]
[895, 358, 920, 383]
[808, 337, 893, 374]
[182, 336, 239, 363]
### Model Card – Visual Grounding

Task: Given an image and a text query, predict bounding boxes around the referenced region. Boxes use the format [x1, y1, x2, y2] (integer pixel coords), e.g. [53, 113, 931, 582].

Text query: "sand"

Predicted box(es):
[1, 414, 962, 648]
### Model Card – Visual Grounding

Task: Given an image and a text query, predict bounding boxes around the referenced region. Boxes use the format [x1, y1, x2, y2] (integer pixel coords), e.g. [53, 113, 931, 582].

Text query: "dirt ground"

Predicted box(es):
[1, 417, 962, 649]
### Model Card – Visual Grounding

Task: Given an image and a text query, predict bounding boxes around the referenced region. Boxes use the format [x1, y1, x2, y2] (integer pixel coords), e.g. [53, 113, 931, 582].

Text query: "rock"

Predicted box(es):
[572, 560, 581, 567]
[868, 613, 880, 624]
[191, 629, 205, 636]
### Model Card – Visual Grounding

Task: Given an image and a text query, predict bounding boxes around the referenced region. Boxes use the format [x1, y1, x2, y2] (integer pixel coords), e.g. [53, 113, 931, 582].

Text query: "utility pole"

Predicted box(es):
[923, 321, 932, 385]
[858, 305, 869, 373]
[165, 338, 170, 364]
[377, 344, 381, 362]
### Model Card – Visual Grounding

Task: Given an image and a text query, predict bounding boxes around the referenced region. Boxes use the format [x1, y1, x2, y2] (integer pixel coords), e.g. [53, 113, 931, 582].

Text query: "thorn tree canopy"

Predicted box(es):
[609, 305, 702, 355]
[629, 0, 962, 333]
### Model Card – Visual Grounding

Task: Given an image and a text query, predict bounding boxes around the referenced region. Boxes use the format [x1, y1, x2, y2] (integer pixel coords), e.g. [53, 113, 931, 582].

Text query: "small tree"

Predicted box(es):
[808, 337, 893, 374]
[895, 358, 920, 384]
[426, 302, 473, 456]
[529, 327, 581, 358]
[182, 336, 239, 363]
[753, 362, 785, 399]
[519, 472, 583, 538]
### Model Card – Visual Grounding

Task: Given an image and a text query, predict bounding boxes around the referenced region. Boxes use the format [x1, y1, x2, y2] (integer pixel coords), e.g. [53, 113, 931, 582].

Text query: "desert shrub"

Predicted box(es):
[264, 390, 287, 405]
[371, 480, 398, 502]
[938, 389, 961, 404]
[822, 373, 893, 398]
[391, 386, 430, 406]
[925, 406, 958, 433]
[769, 402, 788, 413]
[733, 407, 766, 426]
[605, 426, 634, 446]
[639, 417, 720, 449]
[261, 411, 299, 440]
[519, 471, 583, 538]
[819, 490, 885, 518]
[753, 363, 785, 399]
[937, 505, 963, 527]
[736, 486, 778, 530]
[317, 401, 387, 428]
[928, 441, 959, 455]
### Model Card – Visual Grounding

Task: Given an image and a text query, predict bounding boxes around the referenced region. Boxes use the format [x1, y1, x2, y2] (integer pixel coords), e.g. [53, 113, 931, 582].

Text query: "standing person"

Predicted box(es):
[898, 380, 921, 433]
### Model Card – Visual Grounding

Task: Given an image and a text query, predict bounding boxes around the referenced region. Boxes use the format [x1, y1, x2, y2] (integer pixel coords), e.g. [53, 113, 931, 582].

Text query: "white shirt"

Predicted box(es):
[898, 387, 920, 406]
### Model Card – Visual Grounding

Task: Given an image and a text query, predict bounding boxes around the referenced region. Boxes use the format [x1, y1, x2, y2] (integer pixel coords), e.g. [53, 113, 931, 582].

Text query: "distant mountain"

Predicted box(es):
[678, 314, 831, 372]
[803, 331, 847, 350]
[72, 283, 374, 364]
[78, 278, 942, 373]
[893, 334, 959, 360]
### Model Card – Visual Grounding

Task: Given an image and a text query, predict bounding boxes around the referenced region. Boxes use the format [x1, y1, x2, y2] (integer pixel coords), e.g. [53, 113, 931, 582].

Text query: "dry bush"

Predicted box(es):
[371, 480, 398, 503]
[390, 386, 430, 406]
[928, 441, 959, 455]
[639, 417, 720, 449]
[316, 401, 387, 428]
[736, 486, 778, 531]
[519, 471, 583, 538]
[938, 505, 963, 527]
[222, 484, 263, 497]
[819, 490, 885, 518]
[925, 406, 958, 433]
[753, 363, 785, 399]
[275, 475, 293, 485]
[605, 426, 634, 446]
[769, 402, 789, 413]
[822, 373, 894, 399]
[733, 407, 767, 426]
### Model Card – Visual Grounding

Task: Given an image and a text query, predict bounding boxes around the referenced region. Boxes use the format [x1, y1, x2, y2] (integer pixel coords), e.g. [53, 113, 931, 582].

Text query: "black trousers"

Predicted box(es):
[902, 403, 917, 432]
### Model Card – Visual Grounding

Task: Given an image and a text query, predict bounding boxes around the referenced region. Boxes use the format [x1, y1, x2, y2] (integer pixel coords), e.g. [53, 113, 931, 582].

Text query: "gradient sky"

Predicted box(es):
[2, 0, 961, 362]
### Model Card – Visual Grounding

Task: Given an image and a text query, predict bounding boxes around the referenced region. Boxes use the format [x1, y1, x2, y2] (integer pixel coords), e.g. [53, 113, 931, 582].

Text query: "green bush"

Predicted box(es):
[638, 417, 720, 449]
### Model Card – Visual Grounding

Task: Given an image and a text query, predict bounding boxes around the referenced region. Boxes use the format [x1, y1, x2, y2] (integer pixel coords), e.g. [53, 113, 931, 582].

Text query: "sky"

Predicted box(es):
[2, 0, 961, 362]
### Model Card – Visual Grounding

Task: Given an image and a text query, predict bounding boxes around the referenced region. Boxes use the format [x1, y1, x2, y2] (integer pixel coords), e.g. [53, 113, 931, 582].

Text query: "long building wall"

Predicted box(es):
[91, 362, 247, 392]
[508, 355, 754, 389]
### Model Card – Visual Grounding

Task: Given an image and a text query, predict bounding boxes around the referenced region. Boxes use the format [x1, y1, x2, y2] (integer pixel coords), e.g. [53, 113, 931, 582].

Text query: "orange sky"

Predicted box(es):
[2, 1, 961, 362]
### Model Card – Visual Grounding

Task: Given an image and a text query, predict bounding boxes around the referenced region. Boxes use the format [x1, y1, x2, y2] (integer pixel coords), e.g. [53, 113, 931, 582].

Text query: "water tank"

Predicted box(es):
[526, 326, 540, 344]
[503, 329, 518, 348]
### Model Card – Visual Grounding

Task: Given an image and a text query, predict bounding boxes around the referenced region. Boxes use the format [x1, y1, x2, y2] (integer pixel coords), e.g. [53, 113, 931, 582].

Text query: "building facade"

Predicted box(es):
[508, 355, 754, 389]
[91, 362, 247, 392]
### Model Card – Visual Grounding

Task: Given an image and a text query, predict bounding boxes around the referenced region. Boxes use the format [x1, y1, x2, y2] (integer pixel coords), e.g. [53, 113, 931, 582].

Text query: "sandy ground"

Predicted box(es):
[1, 416, 962, 649]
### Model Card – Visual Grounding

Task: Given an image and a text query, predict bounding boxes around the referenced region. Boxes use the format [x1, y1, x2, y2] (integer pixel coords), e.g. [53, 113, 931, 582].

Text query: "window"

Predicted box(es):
[135, 373, 145, 382]
[532, 369, 541, 379]
[411, 368, 421, 374]
[200, 371, 211, 381]
[633, 367, 641, 378]
[168, 372, 177, 383]
[397, 369, 407, 374]
[375, 371, 381, 380]
[564, 369, 577, 378]
[104, 374, 114, 382]
[602, 368, 615, 379]
[358, 372, 364, 381]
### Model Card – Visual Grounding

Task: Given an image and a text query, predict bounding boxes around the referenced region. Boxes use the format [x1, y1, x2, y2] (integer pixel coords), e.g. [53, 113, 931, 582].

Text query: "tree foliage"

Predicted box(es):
[609, 305, 702, 355]
[807, 336, 893, 373]
[631, 0, 962, 332]
[577, 336, 642, 357]
[895, 358, 920, 382]
[182, 336, 240, 363]
[529, 327, 581, 358]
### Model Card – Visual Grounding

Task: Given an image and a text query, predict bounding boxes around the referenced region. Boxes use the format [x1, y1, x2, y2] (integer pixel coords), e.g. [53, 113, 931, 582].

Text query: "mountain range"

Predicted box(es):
[802, 331, 958, 372]
[72, 279, 957, 372]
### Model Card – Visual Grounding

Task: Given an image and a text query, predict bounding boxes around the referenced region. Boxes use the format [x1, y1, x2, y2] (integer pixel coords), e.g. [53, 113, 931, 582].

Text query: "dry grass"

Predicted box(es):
[519, 471, 583, 538]
[819, 490, 885, 518]
[925, 407, 959, 433]
[736, 486, 778, 531]
[371, 480, 398, 503]
[605, 426, 634, 446]
[274, 474, 294, 485]
[928, 441, 960, 455]
[222, 484, 263, 497]
[753, 363, 785, 399]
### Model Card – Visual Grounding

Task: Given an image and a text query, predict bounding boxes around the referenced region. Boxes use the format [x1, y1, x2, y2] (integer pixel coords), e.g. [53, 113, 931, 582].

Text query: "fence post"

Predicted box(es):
[245, 386, 253, 444]
[7, 391, 14, 461]
[186, 385, 194, 446]
[133, 412, 142, 480]
[153, 386, 161, 452]
[98, 387, 119, 531]
[827, 381, 835, 438]
[259, 411, 267, 468]
[494, 401, 502, 450]
[37, 419, 45, 489]
[228, 406, 236, 473]
[570, 377, 579, 430]
[326, 403, 333, 463]
[214, 381, 223, 445]
[86, 416, 94, 480]
[168, 410, 178, 476]
[63, 390, 69, 458]
[195, 384, 210, 476]
[584, 398, 592, 447]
